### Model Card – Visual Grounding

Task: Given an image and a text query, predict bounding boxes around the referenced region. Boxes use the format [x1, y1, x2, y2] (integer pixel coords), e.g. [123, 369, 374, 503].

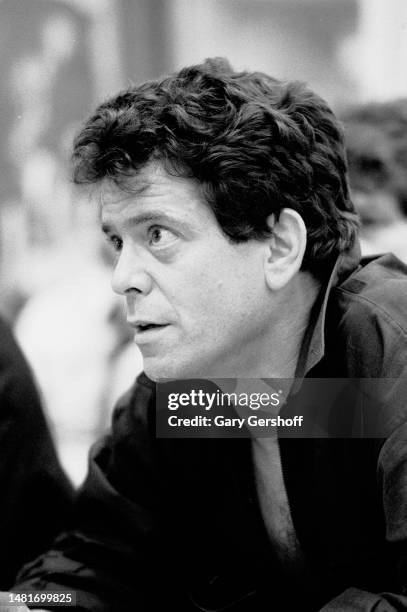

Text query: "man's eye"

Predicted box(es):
[148, 226, 176, 247]
[108, 235, 123, 252]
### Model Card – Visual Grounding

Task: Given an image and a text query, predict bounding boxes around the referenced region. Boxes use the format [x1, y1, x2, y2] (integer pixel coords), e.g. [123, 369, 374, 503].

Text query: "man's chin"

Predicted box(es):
[143, 358, 184, 382]
[143, 356, 206, 382]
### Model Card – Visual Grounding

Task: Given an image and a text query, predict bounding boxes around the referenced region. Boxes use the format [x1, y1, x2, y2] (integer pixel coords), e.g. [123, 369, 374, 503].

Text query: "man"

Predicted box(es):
[13, 59, 407, 610]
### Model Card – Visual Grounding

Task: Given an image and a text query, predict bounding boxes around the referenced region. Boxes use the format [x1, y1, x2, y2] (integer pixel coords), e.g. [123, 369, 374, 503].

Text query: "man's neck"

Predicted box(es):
[245, 271, 321, 379]
[195, 271, 321, 380]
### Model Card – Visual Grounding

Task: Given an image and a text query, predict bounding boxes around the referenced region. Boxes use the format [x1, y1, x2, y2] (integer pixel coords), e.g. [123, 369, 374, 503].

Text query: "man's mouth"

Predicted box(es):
[128, 320, 170, 343]
[136, 323, 167, 332]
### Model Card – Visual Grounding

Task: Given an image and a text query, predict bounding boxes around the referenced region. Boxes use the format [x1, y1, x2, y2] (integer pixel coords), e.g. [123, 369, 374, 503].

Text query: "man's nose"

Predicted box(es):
[111, 245, 152, 296]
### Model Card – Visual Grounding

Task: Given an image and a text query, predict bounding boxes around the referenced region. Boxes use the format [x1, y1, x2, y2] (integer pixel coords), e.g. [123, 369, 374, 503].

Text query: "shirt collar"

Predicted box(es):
[294, 240, 362, 380]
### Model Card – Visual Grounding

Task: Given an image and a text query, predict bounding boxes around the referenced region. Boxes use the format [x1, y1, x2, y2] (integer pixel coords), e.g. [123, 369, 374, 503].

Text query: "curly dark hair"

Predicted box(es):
[73, 58, 358, 273]
[342, 99, 407, 216]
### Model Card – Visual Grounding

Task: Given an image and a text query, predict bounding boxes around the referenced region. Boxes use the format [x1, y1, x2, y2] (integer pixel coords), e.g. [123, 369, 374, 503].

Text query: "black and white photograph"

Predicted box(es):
[1, 1, 407, 610]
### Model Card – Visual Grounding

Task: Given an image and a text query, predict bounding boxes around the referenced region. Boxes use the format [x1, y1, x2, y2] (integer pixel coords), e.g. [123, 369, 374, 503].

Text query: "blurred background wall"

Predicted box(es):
[1, 0, 406, 485]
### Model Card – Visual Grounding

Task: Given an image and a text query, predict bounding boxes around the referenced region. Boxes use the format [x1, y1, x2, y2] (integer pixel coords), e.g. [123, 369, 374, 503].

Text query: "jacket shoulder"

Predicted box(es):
[325, 255, 407, 378]
[334, 254, 407, 338]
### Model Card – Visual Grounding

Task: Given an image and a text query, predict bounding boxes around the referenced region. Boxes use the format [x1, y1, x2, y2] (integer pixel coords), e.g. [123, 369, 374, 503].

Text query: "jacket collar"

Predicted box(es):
[294, 241, 362, 380]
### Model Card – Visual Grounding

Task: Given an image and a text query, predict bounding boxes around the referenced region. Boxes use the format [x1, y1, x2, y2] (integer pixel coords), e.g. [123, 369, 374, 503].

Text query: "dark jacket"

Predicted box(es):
[0, 316, 74, 588]
[15, 252, 407, 611]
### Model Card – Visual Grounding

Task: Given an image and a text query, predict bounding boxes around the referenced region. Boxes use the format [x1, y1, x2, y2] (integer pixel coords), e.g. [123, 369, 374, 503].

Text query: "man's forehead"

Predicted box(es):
[99, 161, 201, 204]
[97, 162, 213, 228]
[99, 164, 168, 203]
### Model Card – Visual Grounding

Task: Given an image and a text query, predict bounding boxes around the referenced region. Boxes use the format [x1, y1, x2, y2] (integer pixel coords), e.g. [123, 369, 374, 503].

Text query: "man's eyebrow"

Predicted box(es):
[101, 211, 191, 234]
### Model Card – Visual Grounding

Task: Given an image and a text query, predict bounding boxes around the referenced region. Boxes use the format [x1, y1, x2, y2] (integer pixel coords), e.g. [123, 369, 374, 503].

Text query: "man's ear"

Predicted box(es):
[263, 208, 307, 291]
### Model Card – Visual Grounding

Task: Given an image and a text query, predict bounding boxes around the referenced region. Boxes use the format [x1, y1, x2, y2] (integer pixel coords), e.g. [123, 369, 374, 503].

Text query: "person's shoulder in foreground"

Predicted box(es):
[11, 58, 407, 611]
[0, 315, 74, 589]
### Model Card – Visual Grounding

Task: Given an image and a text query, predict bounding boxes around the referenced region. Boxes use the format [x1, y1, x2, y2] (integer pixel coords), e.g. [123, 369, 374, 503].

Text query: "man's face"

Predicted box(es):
[100, 162, 273, 380]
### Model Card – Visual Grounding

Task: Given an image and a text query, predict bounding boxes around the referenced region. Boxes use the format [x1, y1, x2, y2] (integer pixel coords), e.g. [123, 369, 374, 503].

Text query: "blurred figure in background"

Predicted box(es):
[0, 315, 74, 589]
[343, 99, 407, 261]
